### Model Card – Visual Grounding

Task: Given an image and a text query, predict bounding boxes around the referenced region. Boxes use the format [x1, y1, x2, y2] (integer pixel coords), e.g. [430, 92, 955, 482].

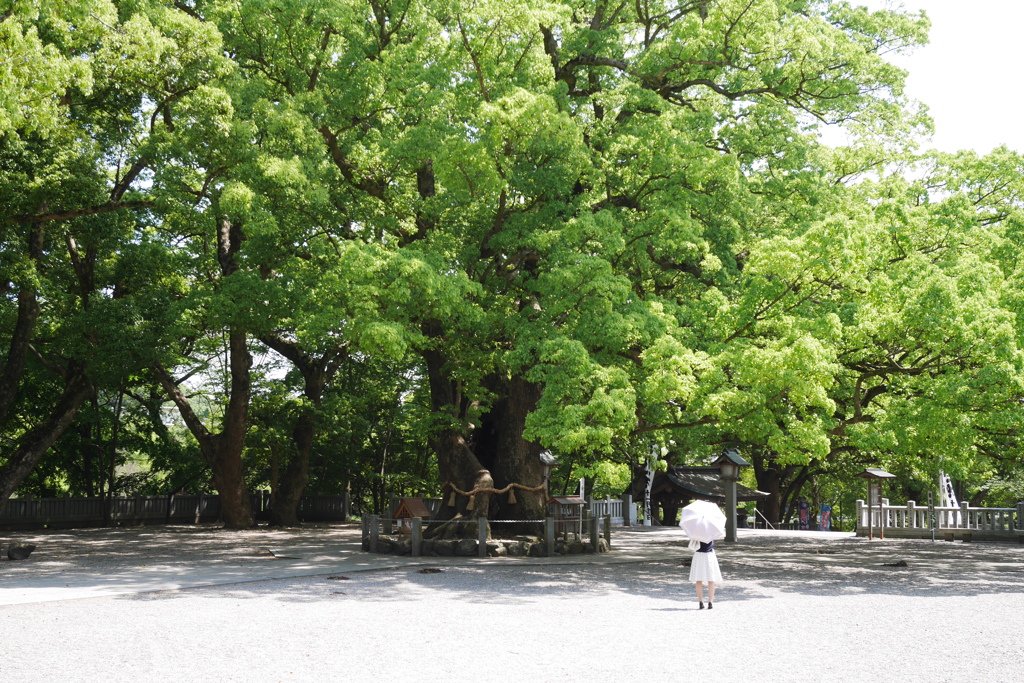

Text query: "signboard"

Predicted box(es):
[818, 504, 832, 531]
[798, 500, 810, 530]
[642, 462, 654, 526]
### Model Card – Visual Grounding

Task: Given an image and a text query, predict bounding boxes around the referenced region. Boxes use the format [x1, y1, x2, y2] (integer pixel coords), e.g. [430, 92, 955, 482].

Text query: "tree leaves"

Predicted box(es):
[4, 0, 1023, 512]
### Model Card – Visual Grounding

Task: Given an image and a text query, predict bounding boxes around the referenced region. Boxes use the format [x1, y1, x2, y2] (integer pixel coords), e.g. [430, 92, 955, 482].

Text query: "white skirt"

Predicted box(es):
[689, 551, 723, 583]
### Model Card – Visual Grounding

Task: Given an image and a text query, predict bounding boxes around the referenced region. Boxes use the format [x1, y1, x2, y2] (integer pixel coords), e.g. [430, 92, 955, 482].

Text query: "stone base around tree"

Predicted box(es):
[362, 533, 610, 558]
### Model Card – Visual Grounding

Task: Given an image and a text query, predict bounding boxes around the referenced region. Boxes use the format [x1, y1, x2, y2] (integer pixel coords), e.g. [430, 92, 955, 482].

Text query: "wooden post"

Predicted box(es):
[869, 486, 877, 540]
[545, 516, 555, 557]
[870, 486, 875, 540]
[477, 516, 487, 558]
[369, 515, 379, 553]
[589, 509, 599, 549]
[411, 517, 423, 557]
[879, 491, 886, 540]
[928, 493, 936, 542]
[622, 494, 635, 526]
[383, 495, 397, 535]
[604, 513, 611, 547]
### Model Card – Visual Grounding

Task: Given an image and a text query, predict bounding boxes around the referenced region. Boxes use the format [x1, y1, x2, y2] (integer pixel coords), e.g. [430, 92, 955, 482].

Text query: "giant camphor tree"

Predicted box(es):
[199, 0, 937, 531]
[9, 0, 1024, 531]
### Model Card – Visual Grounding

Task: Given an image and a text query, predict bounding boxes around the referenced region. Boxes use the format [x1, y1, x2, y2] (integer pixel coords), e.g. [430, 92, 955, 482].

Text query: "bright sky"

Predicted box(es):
[861, 0, 1024, 153]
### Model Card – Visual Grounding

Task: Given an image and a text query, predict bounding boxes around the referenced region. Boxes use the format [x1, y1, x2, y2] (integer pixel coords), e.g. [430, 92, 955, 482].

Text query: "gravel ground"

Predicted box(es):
[2, 526, 1023, 682]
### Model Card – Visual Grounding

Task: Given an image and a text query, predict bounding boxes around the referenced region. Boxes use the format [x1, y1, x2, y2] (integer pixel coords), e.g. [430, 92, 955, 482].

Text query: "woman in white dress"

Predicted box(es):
[689, 539, 723, 609]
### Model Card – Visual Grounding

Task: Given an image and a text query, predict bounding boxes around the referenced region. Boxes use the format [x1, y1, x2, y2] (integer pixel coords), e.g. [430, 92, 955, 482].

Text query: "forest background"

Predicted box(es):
[3, 0, 1024, 530]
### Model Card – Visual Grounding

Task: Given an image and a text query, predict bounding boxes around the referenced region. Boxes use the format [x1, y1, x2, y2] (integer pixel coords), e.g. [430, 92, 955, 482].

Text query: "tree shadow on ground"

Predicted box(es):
[8, 525, 1024, 604]
[121, 544, 1024, 607]
[0, 523, 361, 579]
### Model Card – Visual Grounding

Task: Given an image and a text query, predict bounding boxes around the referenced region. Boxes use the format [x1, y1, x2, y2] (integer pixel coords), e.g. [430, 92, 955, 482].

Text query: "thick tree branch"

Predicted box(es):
[151, 362, 215, 449]
[0, 366, 92, 505]
[319, 125, 386, 197]
[0, 217, 45, 422]
[6, 200, 154, 225]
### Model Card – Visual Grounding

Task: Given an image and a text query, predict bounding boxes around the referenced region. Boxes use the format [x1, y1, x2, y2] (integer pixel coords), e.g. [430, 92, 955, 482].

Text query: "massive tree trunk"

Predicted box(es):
[482, 376, 547, 528]
[152, 330, 254, 529]
[0, 367, 92, 505]
[421, 339, 493, 535]
[422, 331, 545, 537]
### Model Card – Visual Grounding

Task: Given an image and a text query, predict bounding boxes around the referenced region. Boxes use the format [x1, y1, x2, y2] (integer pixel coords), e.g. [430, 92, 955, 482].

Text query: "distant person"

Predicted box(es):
[690, 539, 723, 609]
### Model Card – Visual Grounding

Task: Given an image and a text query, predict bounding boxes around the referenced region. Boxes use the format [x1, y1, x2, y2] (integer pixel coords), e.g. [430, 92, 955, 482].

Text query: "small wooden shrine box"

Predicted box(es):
[394, 497, 432, 536]
[547, 496, 587, 536]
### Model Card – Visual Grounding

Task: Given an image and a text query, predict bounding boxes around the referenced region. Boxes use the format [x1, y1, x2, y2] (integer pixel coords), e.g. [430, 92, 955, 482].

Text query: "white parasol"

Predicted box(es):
[679, 499, 726, 543]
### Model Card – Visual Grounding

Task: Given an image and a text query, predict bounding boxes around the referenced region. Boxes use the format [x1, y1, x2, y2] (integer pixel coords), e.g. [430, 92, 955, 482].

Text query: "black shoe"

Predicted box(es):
[708, 602, 713, 609]
[699, 602, 705, 609]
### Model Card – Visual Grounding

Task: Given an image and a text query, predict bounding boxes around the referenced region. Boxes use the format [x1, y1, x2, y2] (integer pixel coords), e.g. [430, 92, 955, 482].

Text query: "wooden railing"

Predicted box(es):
[856, 499, 1024, 540]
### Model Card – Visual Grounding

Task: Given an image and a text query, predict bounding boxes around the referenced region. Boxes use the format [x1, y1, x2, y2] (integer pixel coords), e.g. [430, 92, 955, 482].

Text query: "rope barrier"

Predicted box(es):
[441, 480, 546, 509]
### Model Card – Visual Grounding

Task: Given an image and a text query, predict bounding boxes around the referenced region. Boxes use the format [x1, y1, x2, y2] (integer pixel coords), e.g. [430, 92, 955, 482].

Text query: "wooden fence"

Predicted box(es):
[856, 499, 1024, 542]
[383, 494, 636, 527]
[362, 512, 614, 558]
[0, 492, 350, 530]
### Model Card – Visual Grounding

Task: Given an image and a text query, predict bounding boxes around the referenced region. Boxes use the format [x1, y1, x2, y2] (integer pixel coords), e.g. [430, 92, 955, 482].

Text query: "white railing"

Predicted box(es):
[856, 499, 1024, 536]
[587, 496, 626, 525]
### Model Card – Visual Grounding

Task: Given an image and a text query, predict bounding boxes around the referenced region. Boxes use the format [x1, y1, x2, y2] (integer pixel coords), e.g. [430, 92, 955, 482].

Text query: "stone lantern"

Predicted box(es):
[539, 450, 559, 500]
[713, 448, 751, 542]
